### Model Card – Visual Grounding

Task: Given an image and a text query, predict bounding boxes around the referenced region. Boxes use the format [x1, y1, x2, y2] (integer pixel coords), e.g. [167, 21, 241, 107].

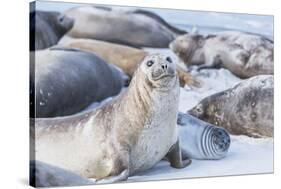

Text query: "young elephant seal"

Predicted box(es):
[34, 54, 191, 184]
[188, 75, 273, 138]
[30, 48, 125, 118]
[64, 6, 186, 48]
[170, 31, 273, 78]
[30, 11, 74, 50]
[177, 112, 230, 160]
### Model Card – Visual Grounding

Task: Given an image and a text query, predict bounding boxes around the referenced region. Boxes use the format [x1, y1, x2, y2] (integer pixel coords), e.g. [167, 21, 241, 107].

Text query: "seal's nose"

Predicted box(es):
[161, 64, 168, 70]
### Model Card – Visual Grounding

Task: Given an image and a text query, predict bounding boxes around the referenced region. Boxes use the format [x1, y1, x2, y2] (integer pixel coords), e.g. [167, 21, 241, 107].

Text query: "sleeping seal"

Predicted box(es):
[188, 75, 273, 138]
[30, 11, 74, 50]
[170, 31, 273, 78]
[34, 54, 191, 184]
[64, 6, 186, 48]
[177, 112, 230, 160]
[30, 48, 125, 118]
[58, 37, 200, 87]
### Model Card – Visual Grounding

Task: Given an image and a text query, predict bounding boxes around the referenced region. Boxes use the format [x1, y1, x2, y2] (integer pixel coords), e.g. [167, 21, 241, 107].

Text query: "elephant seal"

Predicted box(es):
[58, 37, 200, 87]
[30, 160, 93, 187]
[64, 6, 186, 48]
[30, 48, 125, 118]
[34, 54, 191, 183]
[177, 112, 230, 160]
[188, 75, 274, 138]
[30, 11, 74, 50]
[170, 31, 274, 78]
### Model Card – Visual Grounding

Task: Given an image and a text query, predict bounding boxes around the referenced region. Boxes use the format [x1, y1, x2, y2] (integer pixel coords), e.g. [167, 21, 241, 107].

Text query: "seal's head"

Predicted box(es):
[139, 54, 178, 89]
[169, 34, 204, 65]
[55, 13, 74, 34]
[188, 102, 206, 119]
[37, 11, 74, 36]
[188, 95, 221, 124]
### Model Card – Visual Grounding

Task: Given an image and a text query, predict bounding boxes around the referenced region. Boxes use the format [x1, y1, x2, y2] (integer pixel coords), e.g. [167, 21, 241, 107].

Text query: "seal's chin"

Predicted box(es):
[152, 73, 176, 81]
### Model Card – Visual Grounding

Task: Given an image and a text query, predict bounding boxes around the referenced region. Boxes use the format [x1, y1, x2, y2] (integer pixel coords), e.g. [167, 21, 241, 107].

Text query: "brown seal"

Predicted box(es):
[34, 54, 191, 184]
[170, 31, 274, 78]
[188, 75, 273, 138]
[59, 38, 200, 87]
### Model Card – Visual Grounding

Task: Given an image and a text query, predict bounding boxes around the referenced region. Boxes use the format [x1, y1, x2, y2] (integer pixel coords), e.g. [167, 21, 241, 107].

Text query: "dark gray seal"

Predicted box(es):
[30, 48, 125, 118]
[170, 31, 274, 78]
[64, 6, 186, 48]
[177, 112, 231, 160]
[34, 54, 191, 184]
[30, 11, 74, 50]
[30, 160, 93, 187]
[188, 75, 273, 138]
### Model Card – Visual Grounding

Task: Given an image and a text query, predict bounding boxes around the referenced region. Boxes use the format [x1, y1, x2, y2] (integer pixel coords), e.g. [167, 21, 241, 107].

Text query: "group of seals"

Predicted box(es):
[58, 37, 200, 87]
[30, 11, 74, 50]
[64, 6, 187, 48]
[177, 112, 230, 160]
[31, 48, 126, 118]
[34, 54, 191, 183]
[188, 75, 273, 138]
[170, 31, 274, 78]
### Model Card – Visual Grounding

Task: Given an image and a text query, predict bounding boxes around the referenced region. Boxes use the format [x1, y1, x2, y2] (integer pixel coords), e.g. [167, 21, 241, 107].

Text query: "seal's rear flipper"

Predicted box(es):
[95, 169, 129, 184]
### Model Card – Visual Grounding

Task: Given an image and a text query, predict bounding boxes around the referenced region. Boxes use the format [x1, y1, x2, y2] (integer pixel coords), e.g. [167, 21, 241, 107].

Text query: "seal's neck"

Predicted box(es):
[126, 69, 154, 120]
[123, 68, 178, 125]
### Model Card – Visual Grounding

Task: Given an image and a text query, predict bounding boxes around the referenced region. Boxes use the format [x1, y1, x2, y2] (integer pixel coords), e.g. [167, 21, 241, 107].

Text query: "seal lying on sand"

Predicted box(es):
[188, 75, 273, 138]
[64, 6, 186, 48]
[30, 48, 126, 118]
[58, 37, 199, 87]
[30, 160, 93, 187]
[177, 112, 230, 160]
[34, 54, 191, 183]
[30, 11, 74, 50]
[170, 31, 273, 78]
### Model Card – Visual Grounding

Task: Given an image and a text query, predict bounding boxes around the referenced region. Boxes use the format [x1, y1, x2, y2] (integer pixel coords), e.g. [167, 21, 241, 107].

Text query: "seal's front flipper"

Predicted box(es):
[95, 169, 129, 184]
[197, 55, 222, 71]
[166, 139, 192, 169]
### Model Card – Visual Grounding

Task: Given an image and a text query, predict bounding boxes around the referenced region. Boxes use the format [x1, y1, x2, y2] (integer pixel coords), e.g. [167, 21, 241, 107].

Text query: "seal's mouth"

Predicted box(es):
[153, 74, 175, 81]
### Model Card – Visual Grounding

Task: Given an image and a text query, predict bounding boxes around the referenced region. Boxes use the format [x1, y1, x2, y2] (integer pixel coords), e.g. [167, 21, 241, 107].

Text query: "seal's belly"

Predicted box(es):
[129, 120, 177, 174]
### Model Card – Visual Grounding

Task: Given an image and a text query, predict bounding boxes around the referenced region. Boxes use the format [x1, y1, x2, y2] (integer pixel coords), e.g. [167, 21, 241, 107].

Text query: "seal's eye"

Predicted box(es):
[166, 57, 172, 63]
[146, 60, 154, 67]
[59, 16, 64, 22]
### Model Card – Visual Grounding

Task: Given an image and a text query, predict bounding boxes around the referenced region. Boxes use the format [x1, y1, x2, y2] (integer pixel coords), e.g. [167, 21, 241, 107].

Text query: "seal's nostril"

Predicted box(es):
[161, 64, 168, 70]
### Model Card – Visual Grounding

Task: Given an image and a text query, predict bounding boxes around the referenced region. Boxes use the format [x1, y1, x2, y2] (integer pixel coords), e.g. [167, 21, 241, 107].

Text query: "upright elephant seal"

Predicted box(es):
[30, 11, 74, 50]
[188, 75, 273, 138]
[30, 48, 125, 118]
[177, 112, 230, 160]
[170, 31, 273, 78]
[34, 54, 191, 184]
[58, 37, 200, 87]
[64, 6, 186, 48]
